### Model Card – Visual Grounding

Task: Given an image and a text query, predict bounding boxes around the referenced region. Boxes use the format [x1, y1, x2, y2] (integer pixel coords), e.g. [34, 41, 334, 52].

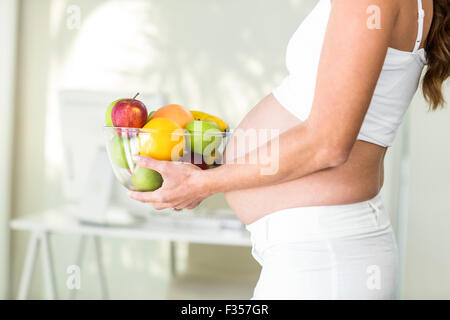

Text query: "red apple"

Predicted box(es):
[180, 152, 209, 170]
[111, 93, 148, 128]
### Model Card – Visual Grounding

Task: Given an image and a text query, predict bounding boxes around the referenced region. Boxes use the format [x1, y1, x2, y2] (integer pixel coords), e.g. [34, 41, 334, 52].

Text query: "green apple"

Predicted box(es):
[186, 120, 223, 154]
[110, 135, 129, 169]
[131, 167, 163, 191]
[105, 99, 122, 126]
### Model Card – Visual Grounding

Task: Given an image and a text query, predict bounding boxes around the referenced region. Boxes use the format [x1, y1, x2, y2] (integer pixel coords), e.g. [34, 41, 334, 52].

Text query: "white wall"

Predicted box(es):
[0, 0, 19, 299]
[403, 85, 450, 299]
[10, 0, 52, 299]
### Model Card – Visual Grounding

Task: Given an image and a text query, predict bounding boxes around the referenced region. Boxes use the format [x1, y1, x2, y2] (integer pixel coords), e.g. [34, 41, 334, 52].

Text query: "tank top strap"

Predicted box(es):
[413, 0, 425, 52]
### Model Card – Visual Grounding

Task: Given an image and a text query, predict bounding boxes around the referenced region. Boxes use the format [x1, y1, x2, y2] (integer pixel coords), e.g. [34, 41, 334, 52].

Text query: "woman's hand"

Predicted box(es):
[128, 155, 210, 210]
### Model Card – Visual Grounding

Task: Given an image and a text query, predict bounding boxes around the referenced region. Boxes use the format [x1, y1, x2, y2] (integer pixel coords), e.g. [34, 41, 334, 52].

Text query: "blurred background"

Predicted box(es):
[0, 0, 449, 300]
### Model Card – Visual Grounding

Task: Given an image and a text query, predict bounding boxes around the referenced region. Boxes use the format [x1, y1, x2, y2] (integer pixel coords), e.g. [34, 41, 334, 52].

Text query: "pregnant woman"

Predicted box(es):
[130, 0, 449, 299]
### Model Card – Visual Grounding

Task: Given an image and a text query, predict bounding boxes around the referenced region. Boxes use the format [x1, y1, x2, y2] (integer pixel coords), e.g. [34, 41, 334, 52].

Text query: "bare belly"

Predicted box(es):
[224, 94, 387, 225]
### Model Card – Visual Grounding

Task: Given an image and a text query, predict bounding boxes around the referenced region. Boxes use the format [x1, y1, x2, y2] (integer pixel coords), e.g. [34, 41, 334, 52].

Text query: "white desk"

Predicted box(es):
[10, 208, 251, 300]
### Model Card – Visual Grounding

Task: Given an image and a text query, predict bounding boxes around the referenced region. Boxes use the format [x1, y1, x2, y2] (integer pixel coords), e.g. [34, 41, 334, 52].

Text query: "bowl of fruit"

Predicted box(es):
[104, 93, 230, 192]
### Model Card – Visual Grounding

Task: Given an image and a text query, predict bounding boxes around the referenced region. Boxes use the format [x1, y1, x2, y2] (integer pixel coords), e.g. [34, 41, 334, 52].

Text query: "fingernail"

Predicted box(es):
[132, 155, 140, 162]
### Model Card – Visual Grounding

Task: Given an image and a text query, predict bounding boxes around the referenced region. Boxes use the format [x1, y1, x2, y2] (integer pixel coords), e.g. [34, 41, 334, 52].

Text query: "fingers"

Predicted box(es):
[186, 200, 202, 210]
[129, 190, 202, 211]
[129, 189, 186, 205]
[133, 155, 169, 173]
[151, 203, 171, 211]
[145, 201, 193, 211]
[174, 199, 203, 210]
[129, 191, 190, 210]
[129, 190, 165, 203]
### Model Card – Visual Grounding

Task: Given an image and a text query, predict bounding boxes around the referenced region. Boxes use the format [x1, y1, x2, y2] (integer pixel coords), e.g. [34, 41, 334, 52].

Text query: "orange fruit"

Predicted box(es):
[151, 104, 194, 128]
[138, 118, 185, 161]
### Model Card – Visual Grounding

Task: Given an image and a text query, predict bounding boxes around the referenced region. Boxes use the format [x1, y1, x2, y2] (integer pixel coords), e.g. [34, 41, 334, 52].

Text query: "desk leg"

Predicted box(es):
[93, 236, 108, 300]
[17, 231, 40, 300]
[41, 231, 57, 300]
[68, 235, 86, 300]
[169, 241, 177, 278]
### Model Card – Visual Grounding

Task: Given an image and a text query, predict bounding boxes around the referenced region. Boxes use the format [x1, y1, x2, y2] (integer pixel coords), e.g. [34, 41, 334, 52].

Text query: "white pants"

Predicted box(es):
[246, 194, 398, 300]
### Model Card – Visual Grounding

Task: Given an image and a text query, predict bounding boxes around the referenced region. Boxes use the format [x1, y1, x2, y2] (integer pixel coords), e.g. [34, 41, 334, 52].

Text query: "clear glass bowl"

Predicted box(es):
[104, 126, 230, 191]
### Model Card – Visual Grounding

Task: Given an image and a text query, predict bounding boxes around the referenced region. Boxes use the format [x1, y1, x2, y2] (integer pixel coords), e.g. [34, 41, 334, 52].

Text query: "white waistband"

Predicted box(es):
[246, 194, 391, 244]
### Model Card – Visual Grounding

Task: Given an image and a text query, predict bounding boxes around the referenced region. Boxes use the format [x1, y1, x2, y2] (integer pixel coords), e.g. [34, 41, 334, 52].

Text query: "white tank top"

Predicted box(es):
[273, 0, 427, 147]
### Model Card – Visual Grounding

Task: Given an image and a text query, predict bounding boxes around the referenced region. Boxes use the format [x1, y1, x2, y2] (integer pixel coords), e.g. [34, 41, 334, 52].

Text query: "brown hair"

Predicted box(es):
[422, 0, 450, 110]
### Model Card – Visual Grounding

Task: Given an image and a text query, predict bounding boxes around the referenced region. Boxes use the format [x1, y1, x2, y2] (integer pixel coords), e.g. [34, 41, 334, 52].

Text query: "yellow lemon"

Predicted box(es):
[138, 118, 185, 161]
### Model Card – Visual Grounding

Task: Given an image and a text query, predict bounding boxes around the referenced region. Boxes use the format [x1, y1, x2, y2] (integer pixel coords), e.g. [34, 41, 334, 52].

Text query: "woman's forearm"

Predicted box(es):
[201, 120, 348, 195]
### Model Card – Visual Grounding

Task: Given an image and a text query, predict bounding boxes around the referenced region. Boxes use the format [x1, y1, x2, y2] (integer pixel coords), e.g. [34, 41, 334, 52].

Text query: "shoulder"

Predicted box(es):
[327, 0, 401, 35]
[329, 0, 401, 18]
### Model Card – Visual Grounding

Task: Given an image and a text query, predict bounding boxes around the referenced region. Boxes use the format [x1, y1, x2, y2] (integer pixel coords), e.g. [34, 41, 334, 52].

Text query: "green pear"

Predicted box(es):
[147, 110, 155, 123]
[105, 99, 122, 126]
[186, 120, 223, 155]
[110, 135, 129, 169]
[131, 167, 163, 191]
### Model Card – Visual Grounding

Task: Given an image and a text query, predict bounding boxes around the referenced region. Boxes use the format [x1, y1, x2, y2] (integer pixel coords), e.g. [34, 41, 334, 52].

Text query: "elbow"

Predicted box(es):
[316, 144, 351, 169]
[304, 119, 353, 170]
[329, 147, 351, 167]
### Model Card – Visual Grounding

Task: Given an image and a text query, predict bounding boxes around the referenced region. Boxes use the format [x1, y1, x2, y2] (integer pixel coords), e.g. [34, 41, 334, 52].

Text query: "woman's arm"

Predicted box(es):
[130, 0, 400, 209]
